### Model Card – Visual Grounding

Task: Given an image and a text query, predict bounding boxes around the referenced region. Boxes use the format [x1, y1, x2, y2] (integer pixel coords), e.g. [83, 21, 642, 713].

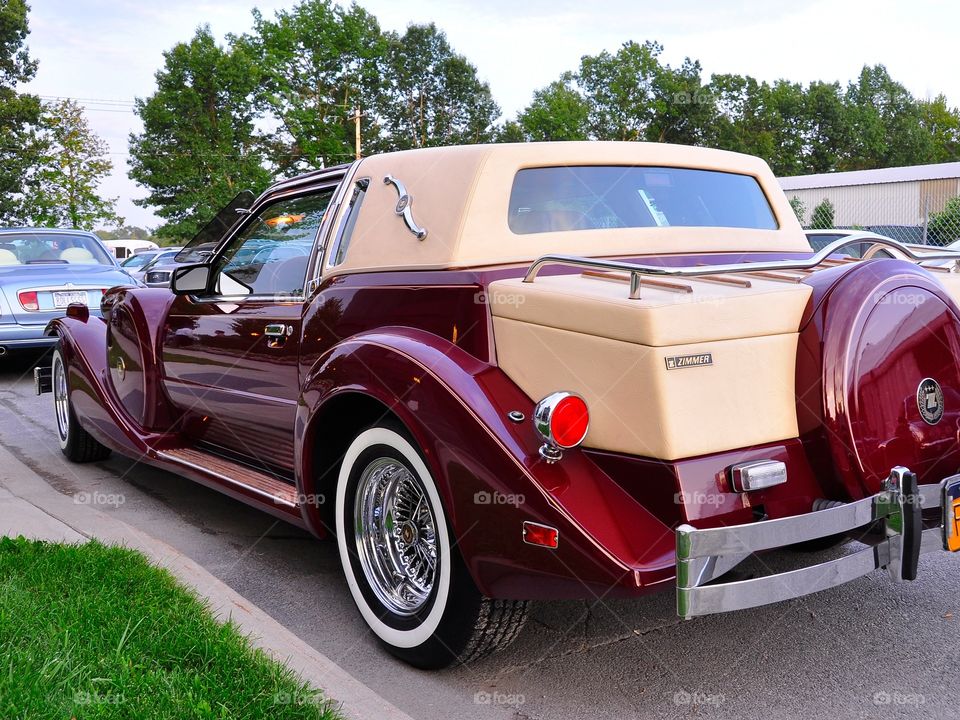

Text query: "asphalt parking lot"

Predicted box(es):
[2, 350, 959, 720]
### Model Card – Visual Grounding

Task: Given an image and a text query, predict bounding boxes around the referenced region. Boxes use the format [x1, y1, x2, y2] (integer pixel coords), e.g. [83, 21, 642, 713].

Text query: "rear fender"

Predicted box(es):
[297, 327, 675, 599]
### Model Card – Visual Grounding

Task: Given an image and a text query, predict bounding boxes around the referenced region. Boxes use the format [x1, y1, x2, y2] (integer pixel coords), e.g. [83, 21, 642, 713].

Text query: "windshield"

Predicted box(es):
[141, 249, 182, 272]
[121, 252, 156, 268]
[508, 166, 778, 235]
[0, 232, 115, 266]
[176, 190, 256, 264]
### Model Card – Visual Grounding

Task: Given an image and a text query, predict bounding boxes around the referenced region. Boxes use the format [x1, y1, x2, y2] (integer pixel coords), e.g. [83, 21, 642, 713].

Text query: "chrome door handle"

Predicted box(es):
[264, 324, 292, 338]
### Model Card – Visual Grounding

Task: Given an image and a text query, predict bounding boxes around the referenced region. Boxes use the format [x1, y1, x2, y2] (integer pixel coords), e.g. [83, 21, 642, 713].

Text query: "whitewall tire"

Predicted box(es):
[335, 423, 529, 668]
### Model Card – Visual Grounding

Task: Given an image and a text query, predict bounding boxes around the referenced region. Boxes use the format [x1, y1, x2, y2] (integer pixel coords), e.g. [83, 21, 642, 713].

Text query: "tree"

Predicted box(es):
[810, 198, 835, 229]
[96, 225, 157, 241]
[703, 75, 808, 175]
[789, 196, 806, 225]
[574, 41, 715, 145]
[0, 0, 43, 224]
[928, 196, 960, 246]
[373, 23, 500, 151]
[919, 95, 960, 163]
[241, 0, 387, 174]
[802, 81, 852, 173]
[28, 100, 122, 229]
[128, 27, 271, 241]
[511, 73, 589, 141]
[844, 65, 934, 170]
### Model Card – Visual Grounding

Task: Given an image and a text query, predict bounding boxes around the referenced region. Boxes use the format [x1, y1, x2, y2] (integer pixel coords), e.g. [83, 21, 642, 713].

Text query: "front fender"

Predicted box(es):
[45, 289, 179, 457]
[297, 327, 675, 600]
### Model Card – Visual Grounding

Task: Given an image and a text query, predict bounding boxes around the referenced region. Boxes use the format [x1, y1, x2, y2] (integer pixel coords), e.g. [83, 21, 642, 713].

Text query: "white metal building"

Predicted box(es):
[779, 162, 960, 231]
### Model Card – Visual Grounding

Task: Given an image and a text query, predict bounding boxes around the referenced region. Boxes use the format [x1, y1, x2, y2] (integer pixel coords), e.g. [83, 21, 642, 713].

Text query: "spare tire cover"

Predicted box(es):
[821, 263, 960, 496]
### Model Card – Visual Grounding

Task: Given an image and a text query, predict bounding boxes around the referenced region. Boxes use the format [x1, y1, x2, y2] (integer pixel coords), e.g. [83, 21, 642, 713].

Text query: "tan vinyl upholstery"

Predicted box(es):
[487, 274, 813, 346]
[326, 142, 811, 275]
[60, 247, 95, 263]
[493, 317, 803, 460]
[0, 249, 20, 265]
[489, 272, 812, 460]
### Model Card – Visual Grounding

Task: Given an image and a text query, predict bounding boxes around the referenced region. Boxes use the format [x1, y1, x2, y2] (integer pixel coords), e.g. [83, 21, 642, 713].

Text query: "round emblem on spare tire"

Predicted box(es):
[917, 378, 944, 425]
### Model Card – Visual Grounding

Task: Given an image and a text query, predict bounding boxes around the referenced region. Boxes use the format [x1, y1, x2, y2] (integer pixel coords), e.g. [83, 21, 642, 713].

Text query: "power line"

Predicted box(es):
[38, 95, 136, 107]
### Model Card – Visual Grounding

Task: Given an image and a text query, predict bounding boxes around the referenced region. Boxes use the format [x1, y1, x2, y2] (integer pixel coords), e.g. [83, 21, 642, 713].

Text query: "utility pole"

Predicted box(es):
[351, 107, 364, 160]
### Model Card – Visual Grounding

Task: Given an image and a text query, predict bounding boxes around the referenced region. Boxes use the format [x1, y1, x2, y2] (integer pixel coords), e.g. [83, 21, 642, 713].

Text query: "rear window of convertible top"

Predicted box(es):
[507, 165, 779, 235]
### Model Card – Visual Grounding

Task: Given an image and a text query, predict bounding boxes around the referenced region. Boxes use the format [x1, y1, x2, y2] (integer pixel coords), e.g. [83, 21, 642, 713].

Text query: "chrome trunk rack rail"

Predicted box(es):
[522, 234, 960, 299]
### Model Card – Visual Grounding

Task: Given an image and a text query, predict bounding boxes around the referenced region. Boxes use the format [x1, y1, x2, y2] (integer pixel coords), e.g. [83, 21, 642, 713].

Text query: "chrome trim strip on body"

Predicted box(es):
[523, 235, 960, 299]
[156, 450, 298, 508]
[676, 469, 954, 619]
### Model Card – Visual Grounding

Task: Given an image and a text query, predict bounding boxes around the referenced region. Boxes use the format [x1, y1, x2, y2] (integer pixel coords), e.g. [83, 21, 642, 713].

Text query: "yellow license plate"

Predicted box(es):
[943, 477, 960, 552]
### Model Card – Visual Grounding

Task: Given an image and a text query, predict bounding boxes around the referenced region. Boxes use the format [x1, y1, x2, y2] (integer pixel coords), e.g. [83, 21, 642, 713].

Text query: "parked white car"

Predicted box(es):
[103, 239, 158, 260]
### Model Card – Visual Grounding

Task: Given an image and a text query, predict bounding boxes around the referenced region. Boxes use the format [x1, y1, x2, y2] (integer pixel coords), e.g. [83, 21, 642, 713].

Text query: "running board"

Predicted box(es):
[157, 447, 299, 508]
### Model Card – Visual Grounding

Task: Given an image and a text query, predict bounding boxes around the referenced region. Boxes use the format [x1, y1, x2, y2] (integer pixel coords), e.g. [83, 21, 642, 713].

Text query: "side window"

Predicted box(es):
[215, 191, 333, 297]
[328, 178, 368, 267]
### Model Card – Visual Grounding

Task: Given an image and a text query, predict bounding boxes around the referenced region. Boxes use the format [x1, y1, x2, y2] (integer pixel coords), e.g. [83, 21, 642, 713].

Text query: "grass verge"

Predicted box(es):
[0, 536, 342, 719]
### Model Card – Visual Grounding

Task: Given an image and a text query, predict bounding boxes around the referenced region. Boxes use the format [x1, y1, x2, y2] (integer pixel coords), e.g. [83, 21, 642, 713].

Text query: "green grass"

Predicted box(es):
[0, 537, 342, 720]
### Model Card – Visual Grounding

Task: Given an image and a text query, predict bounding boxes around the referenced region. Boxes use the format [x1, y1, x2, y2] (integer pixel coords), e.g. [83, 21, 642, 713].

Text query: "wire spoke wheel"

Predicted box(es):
[53, 353, 70, 442]
[354, 457, 438, 616]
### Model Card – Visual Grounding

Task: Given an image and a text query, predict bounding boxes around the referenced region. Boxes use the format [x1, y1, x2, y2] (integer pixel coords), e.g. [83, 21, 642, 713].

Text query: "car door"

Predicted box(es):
[161, 188, 336, 474]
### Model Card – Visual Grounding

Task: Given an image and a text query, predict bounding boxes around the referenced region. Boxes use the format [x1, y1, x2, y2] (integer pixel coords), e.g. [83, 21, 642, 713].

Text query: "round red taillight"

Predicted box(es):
[533, 392, 589, 456]
[550, 395, 589, 448]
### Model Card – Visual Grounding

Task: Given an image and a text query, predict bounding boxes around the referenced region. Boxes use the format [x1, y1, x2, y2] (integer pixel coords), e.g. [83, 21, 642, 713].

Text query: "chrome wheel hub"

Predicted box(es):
[354, 457, 438, 616]
[53, 356, 69, 442]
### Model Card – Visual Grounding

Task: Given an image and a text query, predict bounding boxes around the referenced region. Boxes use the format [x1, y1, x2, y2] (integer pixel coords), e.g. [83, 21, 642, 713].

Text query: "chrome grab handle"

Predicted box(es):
[383, 175, 427, 240]
[523, 234, 960, 299]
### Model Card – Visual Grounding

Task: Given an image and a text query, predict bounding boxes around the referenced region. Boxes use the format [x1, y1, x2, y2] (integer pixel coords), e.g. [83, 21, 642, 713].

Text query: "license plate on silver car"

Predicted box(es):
[53, 291, 88, 308]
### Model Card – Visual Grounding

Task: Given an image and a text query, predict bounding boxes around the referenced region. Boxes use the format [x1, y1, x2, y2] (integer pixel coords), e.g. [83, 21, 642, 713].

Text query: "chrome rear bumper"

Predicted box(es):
[676, 467, 957, 619]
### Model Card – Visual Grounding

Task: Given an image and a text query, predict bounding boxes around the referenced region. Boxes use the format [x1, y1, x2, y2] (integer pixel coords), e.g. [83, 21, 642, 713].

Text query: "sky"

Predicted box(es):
[23, 0, 960, 230]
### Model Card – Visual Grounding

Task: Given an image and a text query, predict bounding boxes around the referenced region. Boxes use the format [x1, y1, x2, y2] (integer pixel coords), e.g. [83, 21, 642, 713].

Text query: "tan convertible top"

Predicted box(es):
[333, 142, 810, 274]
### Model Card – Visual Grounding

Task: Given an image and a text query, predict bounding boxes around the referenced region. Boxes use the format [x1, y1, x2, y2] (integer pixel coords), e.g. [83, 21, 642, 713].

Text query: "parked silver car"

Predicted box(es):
[126, 247, 184, 286]
[0, 228, 135, 354]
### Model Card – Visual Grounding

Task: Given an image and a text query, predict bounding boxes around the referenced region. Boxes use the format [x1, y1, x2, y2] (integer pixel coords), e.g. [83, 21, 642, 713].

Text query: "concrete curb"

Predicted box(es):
[0, 444, 414, 720]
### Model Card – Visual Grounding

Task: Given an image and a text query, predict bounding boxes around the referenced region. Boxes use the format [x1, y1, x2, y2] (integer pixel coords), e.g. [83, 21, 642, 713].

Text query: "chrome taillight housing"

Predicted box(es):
[532, 391, 589, 463]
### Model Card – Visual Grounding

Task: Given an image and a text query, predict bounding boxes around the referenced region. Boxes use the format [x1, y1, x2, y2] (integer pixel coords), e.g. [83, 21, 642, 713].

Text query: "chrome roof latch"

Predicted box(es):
[383, 175, 427, 240]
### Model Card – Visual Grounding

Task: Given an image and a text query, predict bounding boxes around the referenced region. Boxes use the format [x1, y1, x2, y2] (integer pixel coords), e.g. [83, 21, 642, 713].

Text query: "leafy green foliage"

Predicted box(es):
[29, 99, 122, 229]
[373, 23, 500, 151]
[844, 65, 934, 170]
[789, 196, 806, 224]
[119, 2, 960, 235]
[0, 0, 42, 225]
[928, 196, 960, 245]
[128, 27, 271, 242]
[510, 73, 589, 141]
[96, 225, 157, 242]
[0, 537, 341, 719]
[810, 198, 836, 229]
[919, 95, 960, 163]
[240, 0, 387, 174]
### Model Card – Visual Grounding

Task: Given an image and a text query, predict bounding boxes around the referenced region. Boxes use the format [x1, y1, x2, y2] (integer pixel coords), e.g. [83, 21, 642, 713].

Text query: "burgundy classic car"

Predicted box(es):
[38, 142, 960, 669]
